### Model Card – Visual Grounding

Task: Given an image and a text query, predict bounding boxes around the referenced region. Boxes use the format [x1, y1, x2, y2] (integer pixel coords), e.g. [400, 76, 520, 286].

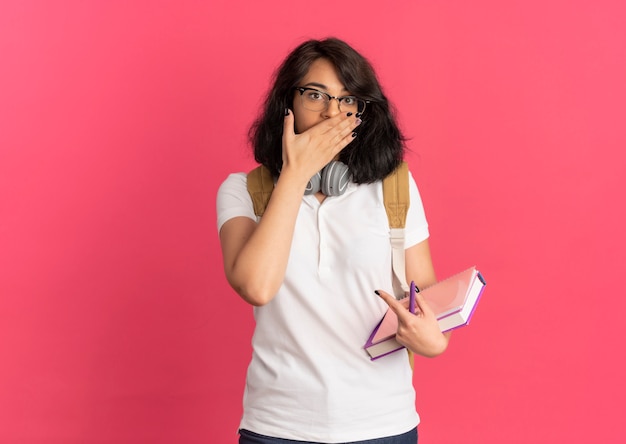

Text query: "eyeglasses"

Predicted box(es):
[294, 87, 369, 114]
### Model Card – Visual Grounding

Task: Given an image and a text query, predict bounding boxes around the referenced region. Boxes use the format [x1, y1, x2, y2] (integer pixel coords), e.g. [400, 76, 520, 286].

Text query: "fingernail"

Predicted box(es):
[355, 118, 362, 126]
[352, 132, 357, 138]
[285, 108, 290, 116]
[374, 290, 380, 295]
[355, 112, 362, 118]
[346, 112, 353, 117]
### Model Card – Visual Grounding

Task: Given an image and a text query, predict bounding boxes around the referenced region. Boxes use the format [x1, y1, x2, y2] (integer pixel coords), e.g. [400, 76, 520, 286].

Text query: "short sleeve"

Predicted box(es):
[216, 173, 257, 233]
[404, 171, 430, 248]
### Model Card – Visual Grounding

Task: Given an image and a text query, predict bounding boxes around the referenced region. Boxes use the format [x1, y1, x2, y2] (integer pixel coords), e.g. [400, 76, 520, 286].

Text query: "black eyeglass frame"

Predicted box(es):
[294, 87, 370, 113]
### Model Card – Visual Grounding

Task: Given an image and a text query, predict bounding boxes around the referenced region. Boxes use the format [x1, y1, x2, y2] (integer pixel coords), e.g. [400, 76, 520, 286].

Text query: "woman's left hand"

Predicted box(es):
[376, 289, 450, 358]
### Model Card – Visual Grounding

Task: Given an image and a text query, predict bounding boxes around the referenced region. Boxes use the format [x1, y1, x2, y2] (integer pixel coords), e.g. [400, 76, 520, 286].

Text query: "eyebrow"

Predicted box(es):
[302, 82, 349, 93]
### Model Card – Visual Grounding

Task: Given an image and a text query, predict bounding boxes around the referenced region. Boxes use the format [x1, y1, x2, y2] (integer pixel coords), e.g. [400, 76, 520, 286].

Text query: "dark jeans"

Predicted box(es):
[239, 427, 418, 444]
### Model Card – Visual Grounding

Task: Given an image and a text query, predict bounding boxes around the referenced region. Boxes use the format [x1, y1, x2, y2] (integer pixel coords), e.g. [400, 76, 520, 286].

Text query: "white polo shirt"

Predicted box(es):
[217, 170, 430, 443]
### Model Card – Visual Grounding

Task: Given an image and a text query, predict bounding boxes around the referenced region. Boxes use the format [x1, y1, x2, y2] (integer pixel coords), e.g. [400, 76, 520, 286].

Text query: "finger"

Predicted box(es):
[333, 113, 361, 137]
[314, 112, 355, 135]
[327, 131, 356, 158]
[413, 292, 432, 316]
[326, 117, 361, 153]
[375, 289, 411, 320]
[282, 108, 295, 144]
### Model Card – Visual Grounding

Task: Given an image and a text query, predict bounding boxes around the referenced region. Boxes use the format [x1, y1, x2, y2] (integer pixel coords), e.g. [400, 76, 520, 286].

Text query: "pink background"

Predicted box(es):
[1, 1, 625, 442]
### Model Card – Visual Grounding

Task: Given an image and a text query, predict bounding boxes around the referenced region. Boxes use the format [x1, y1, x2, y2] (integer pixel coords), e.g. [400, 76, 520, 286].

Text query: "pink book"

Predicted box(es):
[364, 266, 486, 360]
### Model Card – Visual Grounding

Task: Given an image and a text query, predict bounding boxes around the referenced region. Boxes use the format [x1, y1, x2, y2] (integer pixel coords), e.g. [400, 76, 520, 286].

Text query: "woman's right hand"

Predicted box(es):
[280, 109, 361, 187]
[220, 111, 361, 306]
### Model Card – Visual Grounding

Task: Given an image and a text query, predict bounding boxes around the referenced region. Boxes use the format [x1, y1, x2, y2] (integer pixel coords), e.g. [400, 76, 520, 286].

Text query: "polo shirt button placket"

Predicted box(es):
[317, 205, 330, 277]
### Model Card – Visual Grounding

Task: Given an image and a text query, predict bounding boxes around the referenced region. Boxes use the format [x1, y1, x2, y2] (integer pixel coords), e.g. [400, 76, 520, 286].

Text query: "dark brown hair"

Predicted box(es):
[249, 37, 406, 183]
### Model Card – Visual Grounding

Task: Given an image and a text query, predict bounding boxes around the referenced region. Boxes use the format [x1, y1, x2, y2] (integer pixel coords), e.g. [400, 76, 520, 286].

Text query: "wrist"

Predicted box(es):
[275, 166, 312, 193]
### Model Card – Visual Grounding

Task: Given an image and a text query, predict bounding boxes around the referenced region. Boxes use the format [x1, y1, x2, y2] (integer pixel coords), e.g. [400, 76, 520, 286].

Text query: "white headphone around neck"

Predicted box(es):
[304, 161, 351, 196]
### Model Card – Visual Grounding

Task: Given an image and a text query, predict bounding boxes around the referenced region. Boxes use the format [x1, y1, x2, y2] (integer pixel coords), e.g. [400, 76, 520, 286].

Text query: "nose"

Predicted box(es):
[322, 97, 342, 118]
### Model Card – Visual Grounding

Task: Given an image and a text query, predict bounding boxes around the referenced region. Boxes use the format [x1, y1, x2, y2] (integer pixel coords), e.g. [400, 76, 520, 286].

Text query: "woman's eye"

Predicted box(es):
[343, 97, 356, 105]
[306, 92, 323, 101]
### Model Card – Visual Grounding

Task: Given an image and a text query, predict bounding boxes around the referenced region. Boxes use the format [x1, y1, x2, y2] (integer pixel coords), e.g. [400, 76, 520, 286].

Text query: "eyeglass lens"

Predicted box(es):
[298, 88, 366, 113]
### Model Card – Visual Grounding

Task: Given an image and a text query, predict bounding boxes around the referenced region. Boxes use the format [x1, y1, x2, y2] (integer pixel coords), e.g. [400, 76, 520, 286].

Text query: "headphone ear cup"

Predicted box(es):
[320, 161, 351, 196]
[304, 171, 322, 195]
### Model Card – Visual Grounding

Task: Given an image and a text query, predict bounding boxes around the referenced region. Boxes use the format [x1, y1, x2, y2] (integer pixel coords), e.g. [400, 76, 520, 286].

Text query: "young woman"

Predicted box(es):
[217, 38, 450, 444]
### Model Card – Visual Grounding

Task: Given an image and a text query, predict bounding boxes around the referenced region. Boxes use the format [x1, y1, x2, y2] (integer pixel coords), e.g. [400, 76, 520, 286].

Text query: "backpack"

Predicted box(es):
[246, 162, 415, 366]
[247, 161, 411, 292]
